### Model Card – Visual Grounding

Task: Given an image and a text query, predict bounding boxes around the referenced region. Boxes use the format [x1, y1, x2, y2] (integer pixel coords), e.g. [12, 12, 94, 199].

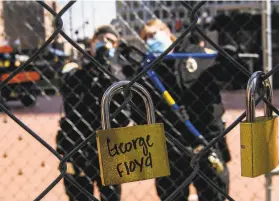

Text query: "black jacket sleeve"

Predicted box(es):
[60, 69, 91, 118]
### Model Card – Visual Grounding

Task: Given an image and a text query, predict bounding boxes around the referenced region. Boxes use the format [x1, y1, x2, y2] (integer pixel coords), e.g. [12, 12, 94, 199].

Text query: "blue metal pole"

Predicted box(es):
[142, 53, 217, 144]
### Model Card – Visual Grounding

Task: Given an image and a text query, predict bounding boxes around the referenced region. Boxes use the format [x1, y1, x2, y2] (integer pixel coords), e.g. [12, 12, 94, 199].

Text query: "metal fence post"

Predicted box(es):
[262, 0, 272, 80]
[266, 173, 272, 201]
[262, 2, 274, 201]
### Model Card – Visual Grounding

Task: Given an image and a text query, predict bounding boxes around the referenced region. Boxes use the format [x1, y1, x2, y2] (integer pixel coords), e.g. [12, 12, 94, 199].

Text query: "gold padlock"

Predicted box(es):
[96, 81, 170, 186]
[240, 71, 278, 178]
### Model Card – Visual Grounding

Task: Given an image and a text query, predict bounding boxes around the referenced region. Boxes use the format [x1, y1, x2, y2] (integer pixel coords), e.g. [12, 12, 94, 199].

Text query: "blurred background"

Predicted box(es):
[1, 1, 279, 201]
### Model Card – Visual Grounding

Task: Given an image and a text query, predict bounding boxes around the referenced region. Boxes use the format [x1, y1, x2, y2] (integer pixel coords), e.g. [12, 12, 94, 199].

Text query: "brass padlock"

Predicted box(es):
[96, 81, 170, 186]
[240, 71, 278, 178]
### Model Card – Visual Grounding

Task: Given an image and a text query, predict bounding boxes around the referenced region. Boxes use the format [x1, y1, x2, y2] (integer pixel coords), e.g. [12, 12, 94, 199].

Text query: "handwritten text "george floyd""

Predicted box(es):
[107, 135, 154, 177]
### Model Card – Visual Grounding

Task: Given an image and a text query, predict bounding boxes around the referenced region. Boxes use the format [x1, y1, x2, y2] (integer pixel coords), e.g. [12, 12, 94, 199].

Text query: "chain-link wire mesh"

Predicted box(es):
[1, 1, 279, 201]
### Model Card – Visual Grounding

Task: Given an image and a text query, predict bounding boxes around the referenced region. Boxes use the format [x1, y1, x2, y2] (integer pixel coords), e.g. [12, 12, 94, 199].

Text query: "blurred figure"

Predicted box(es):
[187, 31, 216, 54]
[140, 19, 175, 54]
[56, 25, 129, 201]
[90, 26, 118, 61]
[138, 19, 231, 201]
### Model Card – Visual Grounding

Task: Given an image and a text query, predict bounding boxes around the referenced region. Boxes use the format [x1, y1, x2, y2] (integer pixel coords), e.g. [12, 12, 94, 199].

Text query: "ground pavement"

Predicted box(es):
[0, 90, 279, 201]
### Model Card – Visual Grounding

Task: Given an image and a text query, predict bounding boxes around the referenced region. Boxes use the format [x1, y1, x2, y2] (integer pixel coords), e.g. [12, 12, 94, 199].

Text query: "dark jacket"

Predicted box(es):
[157, 43, 248, 163]
[56, 55, 132, 177]
[120, 43, 239, 163]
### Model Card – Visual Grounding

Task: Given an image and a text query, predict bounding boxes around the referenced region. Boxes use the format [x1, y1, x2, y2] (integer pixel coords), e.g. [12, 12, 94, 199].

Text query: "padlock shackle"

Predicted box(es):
[101, 80, 156, 130]
[246, 71, 272, 122]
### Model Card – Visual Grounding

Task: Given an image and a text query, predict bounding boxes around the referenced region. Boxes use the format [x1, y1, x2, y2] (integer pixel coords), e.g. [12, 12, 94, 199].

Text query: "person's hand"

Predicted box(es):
[208, 152, 224, 174]
[193, 144, 205, 154]
[61, 62, 79, 74]
[193, 144, 224, 174]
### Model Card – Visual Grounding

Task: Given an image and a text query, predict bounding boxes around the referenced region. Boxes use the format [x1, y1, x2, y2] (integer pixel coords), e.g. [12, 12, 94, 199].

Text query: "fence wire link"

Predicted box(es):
[1, 1, 279, 201]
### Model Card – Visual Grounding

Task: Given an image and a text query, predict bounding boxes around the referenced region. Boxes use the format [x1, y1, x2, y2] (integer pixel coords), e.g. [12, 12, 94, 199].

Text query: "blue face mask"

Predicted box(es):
[94, 41, 105, 52]
[94, 41, 115, 58]
[146, 31, 173, 53]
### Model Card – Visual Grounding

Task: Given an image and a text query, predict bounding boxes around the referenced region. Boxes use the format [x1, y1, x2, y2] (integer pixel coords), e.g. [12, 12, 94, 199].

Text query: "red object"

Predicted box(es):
[0, 45, 13, 53]
[175, 20, 183, 31]
[1, 71, 40, 84]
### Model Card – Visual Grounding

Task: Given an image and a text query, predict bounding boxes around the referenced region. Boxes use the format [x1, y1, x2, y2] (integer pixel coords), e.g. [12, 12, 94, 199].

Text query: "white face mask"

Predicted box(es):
[146, 31, 173, 53]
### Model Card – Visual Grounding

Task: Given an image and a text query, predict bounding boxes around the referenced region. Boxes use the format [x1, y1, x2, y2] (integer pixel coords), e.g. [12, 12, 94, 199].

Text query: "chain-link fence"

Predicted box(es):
[1, 1, 279, 201]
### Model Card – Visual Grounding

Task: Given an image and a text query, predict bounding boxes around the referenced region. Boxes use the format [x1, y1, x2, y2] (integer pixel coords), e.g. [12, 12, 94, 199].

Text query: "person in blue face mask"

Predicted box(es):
[140, 19, 175, 54]
[146, 30, 173, 53]
[137, 19, 230, 201]
[90, 25, 119, 64]
[57, 25, 128, 201]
